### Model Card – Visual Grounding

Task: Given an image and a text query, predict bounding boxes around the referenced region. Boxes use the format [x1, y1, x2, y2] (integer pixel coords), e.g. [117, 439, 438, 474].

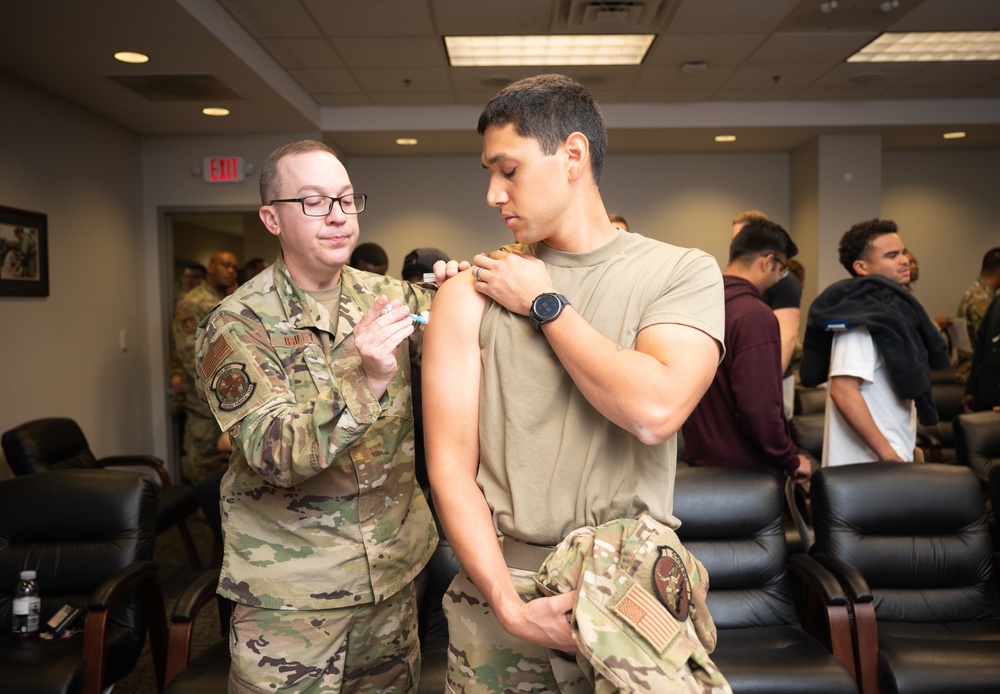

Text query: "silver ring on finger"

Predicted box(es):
[474, 266, 484, 282]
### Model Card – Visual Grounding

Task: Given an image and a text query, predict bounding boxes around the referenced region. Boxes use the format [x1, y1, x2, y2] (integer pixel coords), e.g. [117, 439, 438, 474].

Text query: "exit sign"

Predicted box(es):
[203, 156, 245, 183]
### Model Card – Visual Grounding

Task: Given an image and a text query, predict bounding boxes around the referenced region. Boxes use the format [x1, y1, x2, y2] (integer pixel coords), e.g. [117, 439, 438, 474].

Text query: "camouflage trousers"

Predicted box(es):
[181, 409, 227, 485]
[442, 567, 591, 693]
[229, 582, 419, 694]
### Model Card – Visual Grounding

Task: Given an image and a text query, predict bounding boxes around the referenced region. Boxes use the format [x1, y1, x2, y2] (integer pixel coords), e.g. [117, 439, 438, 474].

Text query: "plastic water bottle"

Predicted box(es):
[11, 570, 41, 639]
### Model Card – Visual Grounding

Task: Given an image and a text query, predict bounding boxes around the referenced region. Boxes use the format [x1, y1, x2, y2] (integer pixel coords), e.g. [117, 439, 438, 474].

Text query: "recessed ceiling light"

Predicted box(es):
[114, 51, 149, 64]
[395, 138, 419, 146]
[202, 107, 230, 117]
[444, 34, 655, 67]
[847, 32, 1000, 63]
[943, 131, 967, 140]
[714, 135, 737, 143]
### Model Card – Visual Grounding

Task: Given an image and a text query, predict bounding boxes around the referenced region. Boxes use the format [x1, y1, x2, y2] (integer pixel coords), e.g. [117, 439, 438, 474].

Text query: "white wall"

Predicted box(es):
[0, 72, 147, 476]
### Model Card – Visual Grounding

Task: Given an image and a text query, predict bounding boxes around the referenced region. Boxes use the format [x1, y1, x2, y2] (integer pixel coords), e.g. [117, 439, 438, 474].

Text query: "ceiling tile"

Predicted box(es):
[644, 33, 767, 67]
[724, 63, 834, 89]
[888, 0, 1000, 32]
[304, 0, 436, 37]
[288, 68, 363, 93]
[352, 67, 453, 93]
[219, 0, 321, 38]
[748, 32, 876, 64]
[332, 37, 445, 69]
[260, 38, 344, 69]
[667, 0, 802, 34]
[431, 0, 555, 35]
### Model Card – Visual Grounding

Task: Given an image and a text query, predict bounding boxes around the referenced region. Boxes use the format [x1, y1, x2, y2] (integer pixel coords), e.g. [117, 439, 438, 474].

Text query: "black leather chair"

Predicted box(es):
[916, 379, 967, 463]
[0, 469, 168, 694]
[809, 462, 1000, 694]
[2, 417, 202, 568]
[673, 466, 858, 694]
[954, 410, 1000, 488]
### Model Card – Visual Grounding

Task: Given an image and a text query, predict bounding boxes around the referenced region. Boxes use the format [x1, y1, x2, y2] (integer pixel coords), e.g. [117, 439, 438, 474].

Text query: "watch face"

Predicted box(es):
[535, 293, 561, 319]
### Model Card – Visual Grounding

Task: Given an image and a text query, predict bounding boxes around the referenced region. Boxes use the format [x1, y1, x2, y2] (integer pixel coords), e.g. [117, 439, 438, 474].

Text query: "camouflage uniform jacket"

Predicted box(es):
[173, 280, 227, 417]
[535, 514, 731, 693]
[194, 254, 437, 610]
[956, 278, 997, 379]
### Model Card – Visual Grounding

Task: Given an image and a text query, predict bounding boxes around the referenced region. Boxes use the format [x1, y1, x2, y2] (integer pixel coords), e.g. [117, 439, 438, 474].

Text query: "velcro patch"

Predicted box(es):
[612, 582, 680, 654]
[210, 363, 256, 412]
[200, 336, 233, 382]
[654, 546, 692, 621]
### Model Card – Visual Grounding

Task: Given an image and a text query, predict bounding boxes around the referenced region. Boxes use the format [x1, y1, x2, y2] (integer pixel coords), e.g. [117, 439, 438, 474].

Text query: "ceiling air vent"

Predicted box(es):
[555, 0, 679, 31]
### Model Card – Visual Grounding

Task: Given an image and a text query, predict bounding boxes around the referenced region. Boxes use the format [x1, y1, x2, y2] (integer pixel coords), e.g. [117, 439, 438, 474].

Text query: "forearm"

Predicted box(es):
[542, 313, 719, 445]
[829, 377, 901, 461]
[774, 308, 800, 373]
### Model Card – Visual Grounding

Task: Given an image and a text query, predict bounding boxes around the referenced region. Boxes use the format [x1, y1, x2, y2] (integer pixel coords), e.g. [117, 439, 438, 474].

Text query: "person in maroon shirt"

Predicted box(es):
[683, 218, 811, 486]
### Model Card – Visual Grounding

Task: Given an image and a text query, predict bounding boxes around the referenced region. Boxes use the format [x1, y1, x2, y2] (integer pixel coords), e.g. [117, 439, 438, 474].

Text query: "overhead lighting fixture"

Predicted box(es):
[202, 107, 230, 117]
[848, 32, 1000, 63]
[444, 34, 654, 66]
[714, 135, 737, 143]
[114, 51, 149, 64]
[943, 131, 967, 140]
[395, 138, 419, 146]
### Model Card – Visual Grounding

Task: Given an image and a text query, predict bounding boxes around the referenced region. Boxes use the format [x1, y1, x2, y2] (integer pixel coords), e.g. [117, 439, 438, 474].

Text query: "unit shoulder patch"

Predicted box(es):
[653, 545, 692, 621]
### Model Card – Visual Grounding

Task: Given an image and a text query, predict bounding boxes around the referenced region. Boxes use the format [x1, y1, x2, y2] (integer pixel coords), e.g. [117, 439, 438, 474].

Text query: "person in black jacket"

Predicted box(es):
[963, 292, 1000, 412]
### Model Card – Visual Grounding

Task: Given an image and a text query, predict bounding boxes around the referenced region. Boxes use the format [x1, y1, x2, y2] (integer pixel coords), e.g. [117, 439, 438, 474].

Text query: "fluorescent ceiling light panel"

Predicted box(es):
[445, 35, 654, 66]
[848, 32, 1000, 62]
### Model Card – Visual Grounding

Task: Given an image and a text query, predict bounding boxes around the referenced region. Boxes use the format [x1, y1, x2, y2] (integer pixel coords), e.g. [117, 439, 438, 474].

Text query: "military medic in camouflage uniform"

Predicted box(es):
[423, 75, 726, 693]
[172, 251, 238, 484]
[955, 248, 1000, 381]
[195, 140, 458, 694]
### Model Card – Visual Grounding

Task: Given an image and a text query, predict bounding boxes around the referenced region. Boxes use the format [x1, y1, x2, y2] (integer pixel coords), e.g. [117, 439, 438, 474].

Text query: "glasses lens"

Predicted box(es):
[341, 194, 365, 214]
[301, 195, 332, 216]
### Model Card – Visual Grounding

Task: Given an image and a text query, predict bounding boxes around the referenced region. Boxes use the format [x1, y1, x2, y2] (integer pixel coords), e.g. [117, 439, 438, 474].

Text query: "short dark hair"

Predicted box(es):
[838, 219, 898, 277]
[478, 74, 607, 184]
[350, 242, 388, 270]
[259, 139, 339, 205]
[729, 218, 797, 265]
[981, 247, 1000, 275]
[184, 262, 206, 275]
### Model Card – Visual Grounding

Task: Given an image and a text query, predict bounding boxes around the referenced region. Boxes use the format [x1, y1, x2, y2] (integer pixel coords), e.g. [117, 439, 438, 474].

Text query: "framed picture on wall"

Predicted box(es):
[0, 205, 48, 297]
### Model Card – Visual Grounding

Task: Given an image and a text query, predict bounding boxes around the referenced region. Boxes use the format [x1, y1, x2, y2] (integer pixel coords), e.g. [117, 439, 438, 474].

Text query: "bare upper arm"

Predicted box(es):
[422, 270, 486, 477]
[636, 322, 722, 418]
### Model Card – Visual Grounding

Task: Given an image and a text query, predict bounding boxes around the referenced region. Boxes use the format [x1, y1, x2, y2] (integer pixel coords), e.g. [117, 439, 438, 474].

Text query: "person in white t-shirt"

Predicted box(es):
[823, 220, 917, 465]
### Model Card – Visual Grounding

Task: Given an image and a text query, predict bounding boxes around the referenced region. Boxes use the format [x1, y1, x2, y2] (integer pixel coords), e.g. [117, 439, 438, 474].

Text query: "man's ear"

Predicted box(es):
[564, 132, 590, 182]
[259, 205, 281, 238]
[852, 258, 868, 276]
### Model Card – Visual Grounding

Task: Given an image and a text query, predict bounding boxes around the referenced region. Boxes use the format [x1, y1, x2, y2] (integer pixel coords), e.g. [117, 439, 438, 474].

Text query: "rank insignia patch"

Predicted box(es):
[210, 363, 256, 411]
[653, 545, 692, 621]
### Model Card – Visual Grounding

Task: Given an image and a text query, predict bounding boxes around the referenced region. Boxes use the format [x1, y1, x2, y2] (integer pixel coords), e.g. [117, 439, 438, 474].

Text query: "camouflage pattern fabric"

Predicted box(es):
[956, 278, 997, 380]
[229, 582, 419, 693]
[194, 254, 437, 612]
[443, 567, 592, 693]
[173, 279, 228, 482]
[534, 514, 731, 694]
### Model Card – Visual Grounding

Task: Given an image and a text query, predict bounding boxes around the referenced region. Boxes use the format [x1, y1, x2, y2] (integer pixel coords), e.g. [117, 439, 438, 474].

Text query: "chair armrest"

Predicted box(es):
[166, 569, 226, 686]
[787, 554, 856, 680]
[810, 552, 873, 604]
[82, 560, 168, 694]
[99, 454, 172, 487]
[811, 552, 879, 694]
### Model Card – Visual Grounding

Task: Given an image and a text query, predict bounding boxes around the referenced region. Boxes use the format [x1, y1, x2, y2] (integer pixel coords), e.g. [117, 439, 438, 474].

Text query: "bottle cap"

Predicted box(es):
[20, 570, 36, 580]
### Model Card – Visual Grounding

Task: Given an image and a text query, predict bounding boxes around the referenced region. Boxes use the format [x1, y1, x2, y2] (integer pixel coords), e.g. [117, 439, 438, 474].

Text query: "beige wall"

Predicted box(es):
[2, 68, 999, 476]
[0, 72, 147, 478]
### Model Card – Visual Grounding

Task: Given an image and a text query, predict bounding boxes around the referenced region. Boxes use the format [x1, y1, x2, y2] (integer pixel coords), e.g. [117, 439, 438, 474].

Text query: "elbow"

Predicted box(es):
[631, 406, 681, 446]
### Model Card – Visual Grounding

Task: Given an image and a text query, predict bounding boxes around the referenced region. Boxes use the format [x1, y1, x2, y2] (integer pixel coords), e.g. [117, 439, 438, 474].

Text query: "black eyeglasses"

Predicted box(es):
[269, 193, 367, 217]
[770, 255, 789, 279]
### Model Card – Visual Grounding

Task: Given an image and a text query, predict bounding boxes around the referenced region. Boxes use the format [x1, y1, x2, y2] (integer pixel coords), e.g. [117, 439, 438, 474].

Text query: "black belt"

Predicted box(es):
[501, 536, 556, 572]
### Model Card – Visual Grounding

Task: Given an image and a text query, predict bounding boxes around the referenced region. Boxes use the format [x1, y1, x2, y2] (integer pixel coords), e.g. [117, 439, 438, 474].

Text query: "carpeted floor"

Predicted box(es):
[113, 515, 221, 694]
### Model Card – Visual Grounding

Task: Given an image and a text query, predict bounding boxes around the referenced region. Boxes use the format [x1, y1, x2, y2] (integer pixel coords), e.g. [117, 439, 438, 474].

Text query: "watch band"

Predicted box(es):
[529, 292, 570, 330]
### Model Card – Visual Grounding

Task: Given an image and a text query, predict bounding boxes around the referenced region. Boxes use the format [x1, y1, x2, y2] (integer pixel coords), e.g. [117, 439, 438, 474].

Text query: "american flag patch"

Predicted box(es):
[612, 583, 680, 653]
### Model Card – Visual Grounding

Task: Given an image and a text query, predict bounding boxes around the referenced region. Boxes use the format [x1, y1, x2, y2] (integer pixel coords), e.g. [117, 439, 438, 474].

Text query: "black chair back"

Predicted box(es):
[1, 417, 98, 474]
[674, 466, 797, 628]
[811, 462, 999, 623]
